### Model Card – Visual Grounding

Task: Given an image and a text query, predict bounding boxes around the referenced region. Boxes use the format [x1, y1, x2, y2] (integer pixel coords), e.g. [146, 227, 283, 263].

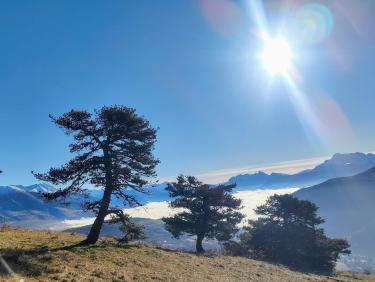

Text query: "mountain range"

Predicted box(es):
[2, 152, 375, 227]
[227, 152, 375, 190]
[0, 184, 86, 228]
[107, 152, 375, 202]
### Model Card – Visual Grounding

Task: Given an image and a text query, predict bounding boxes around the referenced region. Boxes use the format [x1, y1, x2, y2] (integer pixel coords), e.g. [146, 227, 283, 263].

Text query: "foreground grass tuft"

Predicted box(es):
[0, 227, 374, 281]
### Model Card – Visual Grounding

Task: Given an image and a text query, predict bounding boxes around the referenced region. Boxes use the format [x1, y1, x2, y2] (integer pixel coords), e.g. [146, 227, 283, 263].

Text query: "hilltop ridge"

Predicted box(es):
[0, 227, 374, 281]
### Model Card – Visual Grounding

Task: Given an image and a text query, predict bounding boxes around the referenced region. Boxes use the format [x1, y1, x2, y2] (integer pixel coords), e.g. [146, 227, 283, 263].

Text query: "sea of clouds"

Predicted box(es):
[58, 187, 298, 230]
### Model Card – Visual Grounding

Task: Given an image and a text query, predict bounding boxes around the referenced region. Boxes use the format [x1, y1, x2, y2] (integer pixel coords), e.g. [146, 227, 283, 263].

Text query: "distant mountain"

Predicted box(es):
[0, 183, 169, 228]
[15, 183, 57, 193]
[294, 167, 375, 271]
[227, 153, 375, 190]
[0, 184, 84, 228]
[76, 183, 169, 209]
[3, 152, 373, 222]
[103, 182, 169, 205]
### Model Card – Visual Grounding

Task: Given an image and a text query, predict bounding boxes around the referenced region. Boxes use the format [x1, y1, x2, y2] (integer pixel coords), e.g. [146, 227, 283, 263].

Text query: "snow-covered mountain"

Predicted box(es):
[17, 183, 57, 193]
[0, 182, 169, 228]
[227, 152, 375, 190]
[0, 184, 84, 227]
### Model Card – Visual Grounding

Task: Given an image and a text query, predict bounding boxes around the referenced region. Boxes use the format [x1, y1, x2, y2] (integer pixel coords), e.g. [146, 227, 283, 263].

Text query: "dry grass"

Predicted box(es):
[0, 227, 373, 282]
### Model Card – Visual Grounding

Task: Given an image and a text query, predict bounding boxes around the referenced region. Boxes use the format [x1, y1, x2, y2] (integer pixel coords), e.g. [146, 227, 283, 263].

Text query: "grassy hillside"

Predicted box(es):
[0, 227, 374, 282]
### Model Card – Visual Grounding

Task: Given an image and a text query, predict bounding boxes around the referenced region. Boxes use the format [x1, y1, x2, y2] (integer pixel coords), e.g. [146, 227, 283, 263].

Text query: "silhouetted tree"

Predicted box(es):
[33, 106, 159, 245]
[162, 175, 244, 253]
[225, 194, 350, 274]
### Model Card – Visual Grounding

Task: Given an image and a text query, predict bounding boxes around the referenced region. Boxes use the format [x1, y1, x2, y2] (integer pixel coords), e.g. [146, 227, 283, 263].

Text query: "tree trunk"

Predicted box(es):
[81, 147, 112, 245]
[83, 210, 106, 245]
[81, 188, 111, 245]
[196, 234, 205, 253]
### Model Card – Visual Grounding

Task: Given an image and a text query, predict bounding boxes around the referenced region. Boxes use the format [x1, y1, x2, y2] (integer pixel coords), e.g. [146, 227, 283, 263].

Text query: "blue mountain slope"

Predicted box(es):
[294, 167, 375, 261]
[0, 184, 84, 223]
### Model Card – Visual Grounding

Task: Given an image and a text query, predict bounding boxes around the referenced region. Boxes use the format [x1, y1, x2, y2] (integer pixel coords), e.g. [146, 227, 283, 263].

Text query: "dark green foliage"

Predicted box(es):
[33, 106, 159, 244]
[118, 222, 145, 245]
[224, 194, 350, 274]
[109, 212, 145, 245]
[162, 175, 244, 253]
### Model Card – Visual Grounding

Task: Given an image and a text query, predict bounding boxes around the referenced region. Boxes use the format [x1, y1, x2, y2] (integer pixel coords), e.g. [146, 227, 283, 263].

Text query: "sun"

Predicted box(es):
[261, 35, 294, 75]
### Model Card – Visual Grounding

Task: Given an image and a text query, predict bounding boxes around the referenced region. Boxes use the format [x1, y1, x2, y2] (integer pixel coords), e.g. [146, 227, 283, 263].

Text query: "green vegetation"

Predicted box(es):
[162, 175, 244, 253]
[0, 227, 373, 282]
[32, 106, 159, 245]
[113, 214, 146, 245]
[225, 194, 351, 274]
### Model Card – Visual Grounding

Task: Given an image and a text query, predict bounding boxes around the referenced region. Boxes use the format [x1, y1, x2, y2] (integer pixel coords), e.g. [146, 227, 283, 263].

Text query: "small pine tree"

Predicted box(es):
[118, 222, 145, 245]
[225, 194, 351, 274]
[33, 106, 159, 245]
[108, 212, 145, 245]
[162, 175, 244, 253]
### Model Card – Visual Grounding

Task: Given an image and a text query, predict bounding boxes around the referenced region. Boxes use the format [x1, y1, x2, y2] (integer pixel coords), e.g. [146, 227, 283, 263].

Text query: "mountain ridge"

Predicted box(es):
[2, 152, 375, 225]
[227, 152, 375, 190]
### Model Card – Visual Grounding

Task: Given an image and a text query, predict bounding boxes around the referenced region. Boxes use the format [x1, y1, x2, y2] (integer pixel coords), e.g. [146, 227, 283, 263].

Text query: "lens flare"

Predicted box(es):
[295, 3, 334, 44]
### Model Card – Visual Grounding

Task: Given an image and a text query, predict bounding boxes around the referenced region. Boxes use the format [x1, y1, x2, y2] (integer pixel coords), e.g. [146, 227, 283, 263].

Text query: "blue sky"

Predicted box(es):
[0, 0, 375, 185]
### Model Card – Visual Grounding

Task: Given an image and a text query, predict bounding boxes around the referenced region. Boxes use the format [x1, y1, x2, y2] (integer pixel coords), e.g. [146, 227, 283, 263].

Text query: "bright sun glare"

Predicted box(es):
[261, 36, 293, 75]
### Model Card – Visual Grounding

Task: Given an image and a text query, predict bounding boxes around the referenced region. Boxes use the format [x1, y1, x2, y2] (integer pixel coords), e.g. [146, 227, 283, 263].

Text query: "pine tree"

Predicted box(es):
[108, 213, 146, 245]
[162, 175, 244, 253]
[33, 106, 159, 245]
[225, 194, 351, 274]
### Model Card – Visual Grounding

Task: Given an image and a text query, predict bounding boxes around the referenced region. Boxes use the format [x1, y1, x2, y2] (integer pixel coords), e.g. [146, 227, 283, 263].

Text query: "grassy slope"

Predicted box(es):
[0, 227, 373, 282]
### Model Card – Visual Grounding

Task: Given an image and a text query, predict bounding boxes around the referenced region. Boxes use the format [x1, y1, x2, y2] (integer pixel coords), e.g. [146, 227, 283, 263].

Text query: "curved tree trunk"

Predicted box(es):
[81, 148, 112, 245]
[83, 211, 106, 245]
[196, 234, 205, 253]
[81, 188, 111, 245]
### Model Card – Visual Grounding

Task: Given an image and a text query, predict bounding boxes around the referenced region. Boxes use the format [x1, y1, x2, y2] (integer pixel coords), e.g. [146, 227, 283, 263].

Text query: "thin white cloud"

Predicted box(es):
[160, 156, 328, 184]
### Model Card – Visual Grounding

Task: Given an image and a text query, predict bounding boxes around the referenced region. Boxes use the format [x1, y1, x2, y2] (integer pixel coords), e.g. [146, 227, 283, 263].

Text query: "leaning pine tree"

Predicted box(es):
[33, 106, 159, 245]
[162, 175, 244, 253]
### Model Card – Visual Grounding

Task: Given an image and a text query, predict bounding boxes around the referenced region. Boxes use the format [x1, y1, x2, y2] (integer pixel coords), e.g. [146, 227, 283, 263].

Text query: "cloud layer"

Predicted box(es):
[61, 187, 298, 230]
